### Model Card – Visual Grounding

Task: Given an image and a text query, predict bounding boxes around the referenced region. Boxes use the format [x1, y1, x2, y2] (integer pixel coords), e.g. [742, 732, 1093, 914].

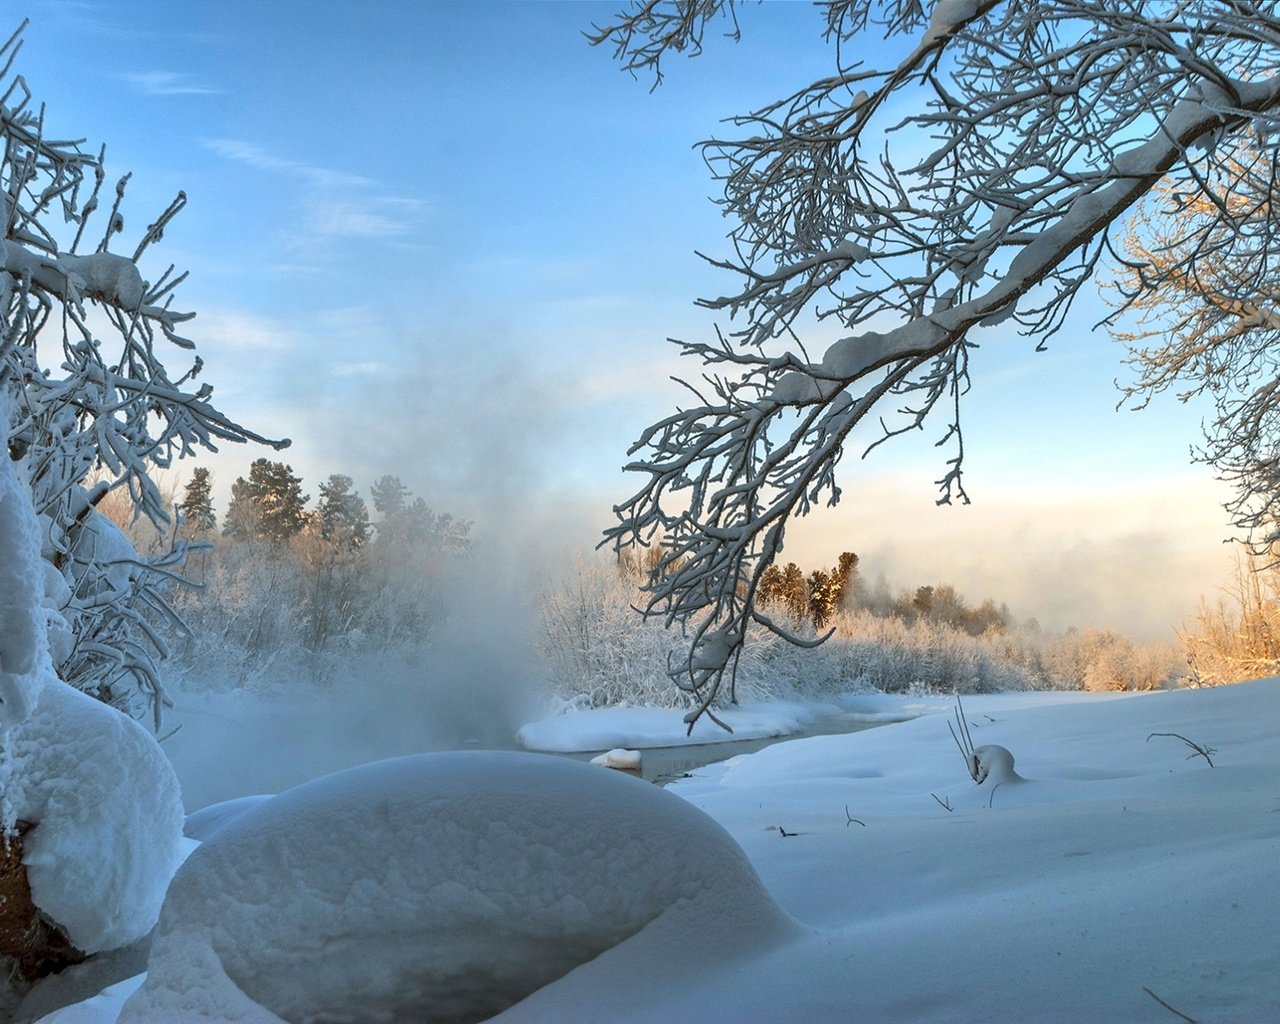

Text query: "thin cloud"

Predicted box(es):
[121, 71, 222, 96]
[200, 138, 429, 246]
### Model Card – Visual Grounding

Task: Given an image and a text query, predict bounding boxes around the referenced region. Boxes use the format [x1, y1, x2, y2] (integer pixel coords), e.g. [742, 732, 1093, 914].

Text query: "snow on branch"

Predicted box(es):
[1, 21, 288, 720]
[595, 1, 1280, 727]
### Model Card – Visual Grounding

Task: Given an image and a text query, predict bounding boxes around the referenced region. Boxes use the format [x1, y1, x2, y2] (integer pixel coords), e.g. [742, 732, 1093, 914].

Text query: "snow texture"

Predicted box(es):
[119, 751, 794, 1024]
[9, 677, 185, 953]
[0, 390, 48, 729]
[181, 796, 272, 843]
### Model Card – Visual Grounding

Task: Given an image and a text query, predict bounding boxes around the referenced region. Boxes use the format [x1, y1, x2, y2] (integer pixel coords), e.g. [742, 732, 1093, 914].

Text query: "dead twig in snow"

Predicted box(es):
[844, 805, 865, 827]
[948, 695, 979, 781]
[987, 782, 1002, 809]
[931, 793, 953, 812]
[1147, 732, 1216, 767]
[1142, 986, 1198, 1023]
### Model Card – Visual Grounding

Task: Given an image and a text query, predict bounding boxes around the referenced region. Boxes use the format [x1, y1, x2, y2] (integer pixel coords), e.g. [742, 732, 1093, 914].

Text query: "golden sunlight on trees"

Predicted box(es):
[1111, 137, 1280, 547]
[1182, 551, 1280, 686]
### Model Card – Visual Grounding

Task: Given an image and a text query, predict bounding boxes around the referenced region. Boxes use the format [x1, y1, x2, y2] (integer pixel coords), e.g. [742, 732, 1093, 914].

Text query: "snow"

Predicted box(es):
[117, 751, 792, 1024]
[0, 389, 48, 729]
[8, 676, 185, 954]
[36, 681, 1280, 1023]
[589, 747, 642, 770]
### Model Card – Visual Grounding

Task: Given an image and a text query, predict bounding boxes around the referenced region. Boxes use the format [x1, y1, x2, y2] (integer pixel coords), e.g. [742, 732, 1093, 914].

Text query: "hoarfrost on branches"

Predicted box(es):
[0, 20, 286, 722]
[593, 0, 1280, 726]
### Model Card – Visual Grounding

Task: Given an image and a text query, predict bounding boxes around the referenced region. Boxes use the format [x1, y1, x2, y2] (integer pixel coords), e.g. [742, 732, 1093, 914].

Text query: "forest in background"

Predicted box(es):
[92, 460, 1279, 718]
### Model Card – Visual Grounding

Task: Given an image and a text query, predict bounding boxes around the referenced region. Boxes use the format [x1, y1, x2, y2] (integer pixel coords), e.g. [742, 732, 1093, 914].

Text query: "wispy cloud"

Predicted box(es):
[201, 138, 374, 190]
[121, 71, 222, 96]
[194, 308, 300, 351]
[200, 138, 429, 248]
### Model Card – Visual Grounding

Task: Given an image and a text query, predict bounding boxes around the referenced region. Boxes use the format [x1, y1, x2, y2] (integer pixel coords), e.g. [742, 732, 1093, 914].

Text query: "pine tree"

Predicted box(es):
[225, 459, 309, 544]
[315, 474, 370, 549]
[370, 475, 411, 517]
[178, 468, 217, 536]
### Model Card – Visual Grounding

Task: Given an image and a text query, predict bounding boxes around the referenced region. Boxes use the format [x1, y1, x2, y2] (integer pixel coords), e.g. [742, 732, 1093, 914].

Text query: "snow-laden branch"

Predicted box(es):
[595, 0, 1280, 726]
[1, 21, 288, 720]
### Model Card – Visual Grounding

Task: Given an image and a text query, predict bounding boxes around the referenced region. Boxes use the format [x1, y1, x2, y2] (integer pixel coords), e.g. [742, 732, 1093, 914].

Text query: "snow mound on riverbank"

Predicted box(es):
[118, 751, 794, 1024]
[10, 677, 184, 954]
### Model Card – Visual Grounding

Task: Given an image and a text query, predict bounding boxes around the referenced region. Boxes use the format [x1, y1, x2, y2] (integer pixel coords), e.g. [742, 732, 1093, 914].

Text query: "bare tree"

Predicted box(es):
[1, 21, 286, 721]
[1110, 137, 1280, 546]
[591, 1, 1280, 726]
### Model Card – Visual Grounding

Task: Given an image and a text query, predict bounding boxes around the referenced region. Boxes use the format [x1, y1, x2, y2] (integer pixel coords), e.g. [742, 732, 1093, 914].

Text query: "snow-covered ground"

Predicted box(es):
[32, 679, 1280, 1023]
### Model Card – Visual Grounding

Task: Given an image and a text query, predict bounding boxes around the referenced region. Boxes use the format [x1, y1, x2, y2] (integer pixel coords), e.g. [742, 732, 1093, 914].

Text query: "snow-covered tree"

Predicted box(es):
[592, 0, 1280, 725]
[0, 21, 285, 721]
[0, 20, 262, 982]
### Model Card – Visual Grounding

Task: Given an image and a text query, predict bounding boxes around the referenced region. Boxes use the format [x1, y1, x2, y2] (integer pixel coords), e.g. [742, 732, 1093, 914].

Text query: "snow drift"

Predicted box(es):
[119, 750, 796, 1024]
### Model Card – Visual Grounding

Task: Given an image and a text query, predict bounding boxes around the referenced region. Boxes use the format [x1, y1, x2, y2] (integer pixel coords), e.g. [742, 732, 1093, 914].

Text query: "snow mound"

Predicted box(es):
[182, 795, 273, 842]
[120, 751, 794, 1024]
[590, 747, 642, 770]
[9, 677, 185, 953]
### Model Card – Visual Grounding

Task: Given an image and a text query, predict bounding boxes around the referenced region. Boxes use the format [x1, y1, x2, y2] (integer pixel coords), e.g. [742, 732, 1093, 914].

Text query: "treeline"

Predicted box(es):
[757, 551, 1011, 636]
[107, 462, 471, 688]
[540, 552, 1185, 709]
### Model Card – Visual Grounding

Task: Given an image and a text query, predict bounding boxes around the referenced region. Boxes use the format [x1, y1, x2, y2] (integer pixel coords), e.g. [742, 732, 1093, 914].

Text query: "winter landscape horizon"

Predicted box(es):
[2, 2, 1279, 1023]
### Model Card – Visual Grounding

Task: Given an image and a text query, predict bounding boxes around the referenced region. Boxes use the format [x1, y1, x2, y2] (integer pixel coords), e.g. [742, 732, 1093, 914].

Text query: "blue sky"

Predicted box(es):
[17, 0, 1238, 636]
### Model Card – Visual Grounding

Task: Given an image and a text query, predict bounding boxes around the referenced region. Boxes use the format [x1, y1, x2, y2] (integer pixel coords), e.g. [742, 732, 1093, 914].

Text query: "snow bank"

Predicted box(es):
[119, 751, 795, 1024]
[497, 681, 1280, 1023]
[8, 677, 185, 954]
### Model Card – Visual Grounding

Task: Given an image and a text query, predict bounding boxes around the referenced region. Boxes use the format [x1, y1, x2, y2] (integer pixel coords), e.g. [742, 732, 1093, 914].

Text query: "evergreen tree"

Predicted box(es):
[370, 475, 411, 517]
[315, 474, 370, 549]
[225, 459, 309, 544]
[178, 468, 217, 536]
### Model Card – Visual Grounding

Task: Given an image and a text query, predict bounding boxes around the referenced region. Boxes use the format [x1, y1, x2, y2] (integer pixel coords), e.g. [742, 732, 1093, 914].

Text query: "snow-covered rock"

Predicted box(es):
[8, 677, 185, 955]
[120, 750, 795, 1024]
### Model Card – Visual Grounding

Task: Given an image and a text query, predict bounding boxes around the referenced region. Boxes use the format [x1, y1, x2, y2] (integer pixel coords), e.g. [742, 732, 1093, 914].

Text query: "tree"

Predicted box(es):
[0, 19, 277, 981]
[592, 1, 1280, 726]
[0, 21, 286, 721]
[1110, 138, 1280, 545]
[370, 474, 411, 517]
[178, 467, 217, 536]
[315, 474, 370, 550]
[225, 459, 309, 545]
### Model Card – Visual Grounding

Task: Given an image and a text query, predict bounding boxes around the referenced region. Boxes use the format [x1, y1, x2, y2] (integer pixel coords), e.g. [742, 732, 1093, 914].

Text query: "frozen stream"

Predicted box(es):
[555, 714, 888, 784]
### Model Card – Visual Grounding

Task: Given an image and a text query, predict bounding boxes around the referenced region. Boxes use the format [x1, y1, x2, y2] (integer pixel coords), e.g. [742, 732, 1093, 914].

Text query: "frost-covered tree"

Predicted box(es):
[0, 22, 285, 721]
[593, 0, 1280, 725]
[178, 467, 216, 536]
[0, 20, 274, 983]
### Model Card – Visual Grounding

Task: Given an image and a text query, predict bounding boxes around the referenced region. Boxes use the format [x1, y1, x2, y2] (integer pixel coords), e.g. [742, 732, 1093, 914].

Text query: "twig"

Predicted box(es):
[845, 804, 866, 827]
[1142, 986, 1198, 1023]
[1147, 732, 1216, 767]
[778, 825, 797, 837]
[948, 694, 979, 781]
[987, 781, 1002, 809]
[930, 792, 953, 812]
